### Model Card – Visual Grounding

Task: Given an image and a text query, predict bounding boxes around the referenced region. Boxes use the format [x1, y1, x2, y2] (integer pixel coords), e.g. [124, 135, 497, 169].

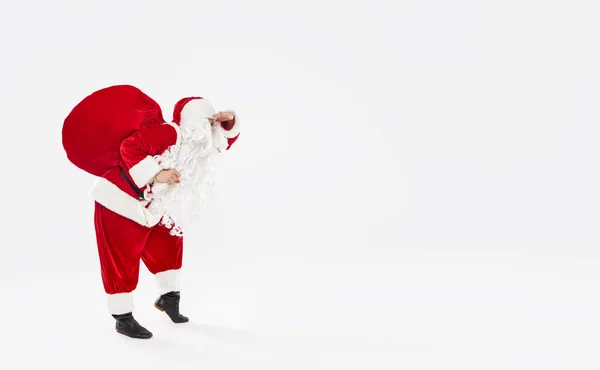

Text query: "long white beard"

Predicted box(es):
[144, 119, 229, 236]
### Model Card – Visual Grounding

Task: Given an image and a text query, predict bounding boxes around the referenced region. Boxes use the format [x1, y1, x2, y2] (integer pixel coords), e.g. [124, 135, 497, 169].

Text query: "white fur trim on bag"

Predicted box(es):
[89, 177, 162, 227]
[129, 156, 163, 188]
[181, 99, 216, 123]
[155, 269, 181, 295]
[222, 110, 240, 138]
[107, 292, 133, 315]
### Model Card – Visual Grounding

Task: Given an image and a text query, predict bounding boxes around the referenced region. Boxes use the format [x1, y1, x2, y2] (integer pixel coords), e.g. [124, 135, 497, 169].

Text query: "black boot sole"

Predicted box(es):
[116, 330, 153, 339]
[155, 303, 189, 323]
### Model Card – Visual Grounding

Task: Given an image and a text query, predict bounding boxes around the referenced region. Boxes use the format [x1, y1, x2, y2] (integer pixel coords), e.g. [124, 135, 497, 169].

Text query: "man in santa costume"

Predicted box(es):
[62, 85, 240, 339]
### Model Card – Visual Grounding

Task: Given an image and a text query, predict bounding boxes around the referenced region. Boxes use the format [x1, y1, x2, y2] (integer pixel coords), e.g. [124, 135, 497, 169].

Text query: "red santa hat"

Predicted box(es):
[171, 97, 240, 139]
[172, 97, 215, 125]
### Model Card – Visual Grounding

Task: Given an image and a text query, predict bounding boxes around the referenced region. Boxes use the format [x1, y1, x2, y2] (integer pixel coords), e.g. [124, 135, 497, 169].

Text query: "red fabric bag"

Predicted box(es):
[62, 85, 165, 177]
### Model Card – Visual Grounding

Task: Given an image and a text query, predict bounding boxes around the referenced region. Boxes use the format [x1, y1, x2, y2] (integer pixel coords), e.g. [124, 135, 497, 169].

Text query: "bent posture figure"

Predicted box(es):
[62, 85, 240, 338]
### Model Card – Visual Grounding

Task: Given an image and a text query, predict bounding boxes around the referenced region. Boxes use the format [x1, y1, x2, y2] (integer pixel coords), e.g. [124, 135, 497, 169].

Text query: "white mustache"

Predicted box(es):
[181, 119, 214, 156]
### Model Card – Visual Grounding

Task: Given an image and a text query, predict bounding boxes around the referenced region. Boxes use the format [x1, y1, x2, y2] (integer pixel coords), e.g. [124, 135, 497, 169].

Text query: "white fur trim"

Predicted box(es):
[181, 99, 216, 124]
[129, 156, 163, 188]
[155, 269, 181, 295]
[107, 292, 133, 315]
[89, 177, 162, 227]
[222, 110, 240, 138]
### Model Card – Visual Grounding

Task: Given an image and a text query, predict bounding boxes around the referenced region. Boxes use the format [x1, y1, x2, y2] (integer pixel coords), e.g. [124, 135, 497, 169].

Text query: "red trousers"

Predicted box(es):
[94, 201, 183, 314]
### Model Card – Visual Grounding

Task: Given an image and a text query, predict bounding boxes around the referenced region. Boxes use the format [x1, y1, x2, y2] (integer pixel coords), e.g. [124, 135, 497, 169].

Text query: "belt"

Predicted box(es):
[119, 166, 146, 201]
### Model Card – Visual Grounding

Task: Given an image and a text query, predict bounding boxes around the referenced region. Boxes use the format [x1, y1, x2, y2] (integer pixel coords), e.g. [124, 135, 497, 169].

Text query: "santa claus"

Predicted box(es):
[62, 85, 240, 339]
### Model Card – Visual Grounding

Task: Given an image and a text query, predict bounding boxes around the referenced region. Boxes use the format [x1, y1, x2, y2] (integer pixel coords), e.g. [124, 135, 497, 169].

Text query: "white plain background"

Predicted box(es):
[1, 0, 599, 369]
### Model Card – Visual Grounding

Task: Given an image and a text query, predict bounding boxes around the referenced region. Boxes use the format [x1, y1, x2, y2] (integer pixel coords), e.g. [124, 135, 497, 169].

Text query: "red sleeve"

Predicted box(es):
[226, 135, 239, 150]
[220, 112, 240, 150]
[120, 123, 178, 187]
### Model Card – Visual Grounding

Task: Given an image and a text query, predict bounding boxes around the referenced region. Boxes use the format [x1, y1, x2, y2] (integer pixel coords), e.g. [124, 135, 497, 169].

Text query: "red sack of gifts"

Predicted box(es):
[62, 84, 165, 177]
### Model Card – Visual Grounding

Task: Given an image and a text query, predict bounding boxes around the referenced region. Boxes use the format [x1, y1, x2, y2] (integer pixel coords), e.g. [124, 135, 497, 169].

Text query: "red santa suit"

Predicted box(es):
[62, 85, 240, 315]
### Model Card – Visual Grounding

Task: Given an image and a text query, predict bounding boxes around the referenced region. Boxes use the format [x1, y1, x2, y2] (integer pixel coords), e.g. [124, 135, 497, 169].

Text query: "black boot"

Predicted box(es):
[154, 291, 189, 323]
[112, 312, 153, 339]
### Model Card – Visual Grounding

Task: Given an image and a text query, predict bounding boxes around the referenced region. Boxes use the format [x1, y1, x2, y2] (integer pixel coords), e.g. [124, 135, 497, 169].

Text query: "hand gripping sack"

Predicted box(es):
[62, 85, 165, 177]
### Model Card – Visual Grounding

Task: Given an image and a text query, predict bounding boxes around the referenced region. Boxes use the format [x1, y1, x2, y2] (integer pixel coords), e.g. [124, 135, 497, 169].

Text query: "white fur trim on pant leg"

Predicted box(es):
[107, 292, 133, 315]
[155, 269, 181, 295]
[129, 156, 163, 188]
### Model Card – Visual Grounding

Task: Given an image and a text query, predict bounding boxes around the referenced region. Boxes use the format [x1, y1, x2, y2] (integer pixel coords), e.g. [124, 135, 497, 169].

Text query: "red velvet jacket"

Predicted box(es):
[89, 99, 240, 227]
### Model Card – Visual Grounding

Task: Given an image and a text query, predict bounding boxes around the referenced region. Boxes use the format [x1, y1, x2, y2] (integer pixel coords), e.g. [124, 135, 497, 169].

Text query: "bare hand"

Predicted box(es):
[154, 169, 181, 184]
[211, 111, 234, 123]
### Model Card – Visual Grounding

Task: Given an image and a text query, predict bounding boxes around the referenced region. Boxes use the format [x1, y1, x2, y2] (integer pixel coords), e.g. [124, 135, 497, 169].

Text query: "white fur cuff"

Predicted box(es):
[222, 110, 240, 138]
[155, 269, 181, 295]
[129, 156, 163, 188]
[107, 292, 133, 315]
